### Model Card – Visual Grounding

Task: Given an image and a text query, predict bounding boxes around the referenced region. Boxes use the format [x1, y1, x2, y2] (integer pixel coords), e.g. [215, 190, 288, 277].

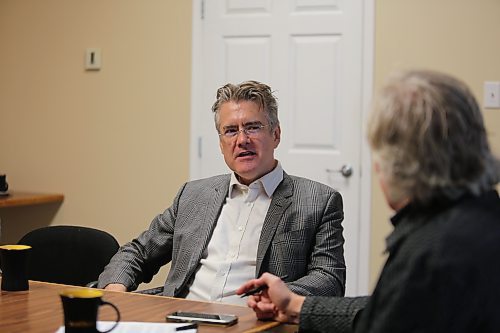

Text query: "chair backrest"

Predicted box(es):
[18, 225, 119, 286]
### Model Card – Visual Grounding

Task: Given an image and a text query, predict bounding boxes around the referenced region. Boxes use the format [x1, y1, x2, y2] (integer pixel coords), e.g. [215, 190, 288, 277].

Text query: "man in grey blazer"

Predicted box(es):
[98, 81, 345, 305]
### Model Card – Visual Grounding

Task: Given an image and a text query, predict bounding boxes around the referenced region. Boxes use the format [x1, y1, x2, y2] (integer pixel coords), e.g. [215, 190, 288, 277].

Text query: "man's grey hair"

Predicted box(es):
[368, 70, 499, 205]
[211, 80, 279, 132]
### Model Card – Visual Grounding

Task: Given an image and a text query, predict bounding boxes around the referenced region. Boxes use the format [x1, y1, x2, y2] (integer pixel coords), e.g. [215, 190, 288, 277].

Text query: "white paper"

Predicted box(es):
[55, 321, 197, 333]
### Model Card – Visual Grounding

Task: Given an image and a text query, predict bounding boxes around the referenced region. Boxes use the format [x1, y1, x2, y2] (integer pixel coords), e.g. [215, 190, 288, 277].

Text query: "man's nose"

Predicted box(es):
[236, 129, 251, 144]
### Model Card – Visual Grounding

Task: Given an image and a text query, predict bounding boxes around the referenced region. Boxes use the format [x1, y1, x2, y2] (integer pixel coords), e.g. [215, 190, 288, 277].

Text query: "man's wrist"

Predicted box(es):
[287, 295, 305, 324]
[104, 283, 127, 292]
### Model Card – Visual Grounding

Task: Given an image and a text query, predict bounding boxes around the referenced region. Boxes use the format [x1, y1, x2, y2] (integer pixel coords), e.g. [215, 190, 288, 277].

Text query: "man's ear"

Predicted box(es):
[273, 126, 281, 148]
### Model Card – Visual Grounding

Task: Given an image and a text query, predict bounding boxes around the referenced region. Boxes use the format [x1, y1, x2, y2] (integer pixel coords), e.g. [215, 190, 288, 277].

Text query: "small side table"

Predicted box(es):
[0, 192, 64, 208]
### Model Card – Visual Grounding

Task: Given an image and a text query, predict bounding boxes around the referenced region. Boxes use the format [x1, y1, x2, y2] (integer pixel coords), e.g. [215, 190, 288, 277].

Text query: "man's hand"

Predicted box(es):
[236, 273, 305, 324]
[104, 283, 127, 292]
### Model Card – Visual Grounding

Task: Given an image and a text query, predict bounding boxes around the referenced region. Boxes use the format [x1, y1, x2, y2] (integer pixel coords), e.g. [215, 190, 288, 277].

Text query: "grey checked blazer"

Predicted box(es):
[98, 172, 346, 297]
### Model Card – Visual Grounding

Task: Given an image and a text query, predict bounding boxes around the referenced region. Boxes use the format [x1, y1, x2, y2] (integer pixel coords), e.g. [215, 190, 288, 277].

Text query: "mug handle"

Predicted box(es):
[98, 300, 121, 333]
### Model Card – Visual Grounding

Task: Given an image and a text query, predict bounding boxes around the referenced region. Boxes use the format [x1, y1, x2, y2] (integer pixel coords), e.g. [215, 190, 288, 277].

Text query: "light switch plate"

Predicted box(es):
[85, 48, 102, 71]
[483, 81, 500, 108]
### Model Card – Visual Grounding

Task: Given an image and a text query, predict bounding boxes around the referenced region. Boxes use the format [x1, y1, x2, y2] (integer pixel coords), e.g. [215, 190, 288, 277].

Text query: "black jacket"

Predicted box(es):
[300, 190, 500, 333]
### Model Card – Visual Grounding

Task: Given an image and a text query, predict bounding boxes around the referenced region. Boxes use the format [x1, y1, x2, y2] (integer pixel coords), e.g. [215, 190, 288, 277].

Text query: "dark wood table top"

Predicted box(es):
[0, 280, 291, 333]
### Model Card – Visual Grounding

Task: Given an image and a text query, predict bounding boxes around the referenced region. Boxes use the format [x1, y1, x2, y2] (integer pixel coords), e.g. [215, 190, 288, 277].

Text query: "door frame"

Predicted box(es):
[189, 0, 375, 295]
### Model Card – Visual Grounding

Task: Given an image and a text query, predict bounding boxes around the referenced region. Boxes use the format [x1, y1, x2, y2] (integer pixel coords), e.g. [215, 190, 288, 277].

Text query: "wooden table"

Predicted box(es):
[0, 280, 293, 333]
[0, 192, 64, 208]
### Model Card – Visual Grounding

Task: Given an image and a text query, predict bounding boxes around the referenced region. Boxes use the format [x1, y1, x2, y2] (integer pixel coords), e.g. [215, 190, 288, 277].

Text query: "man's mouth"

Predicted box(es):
[237, 151, 256, 158]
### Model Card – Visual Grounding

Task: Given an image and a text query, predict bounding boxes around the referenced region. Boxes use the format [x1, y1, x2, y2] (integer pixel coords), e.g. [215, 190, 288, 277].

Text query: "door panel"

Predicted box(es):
[191, 0, 371, 296]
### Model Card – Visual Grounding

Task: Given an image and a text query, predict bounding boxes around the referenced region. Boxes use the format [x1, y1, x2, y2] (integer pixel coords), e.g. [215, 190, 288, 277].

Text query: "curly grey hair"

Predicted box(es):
[211, 80, 279, 132]
[368, 70, 499, 205]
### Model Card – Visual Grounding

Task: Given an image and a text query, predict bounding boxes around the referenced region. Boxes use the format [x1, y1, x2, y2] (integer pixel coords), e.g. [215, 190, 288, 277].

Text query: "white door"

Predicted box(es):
[190, 0, 373, 296]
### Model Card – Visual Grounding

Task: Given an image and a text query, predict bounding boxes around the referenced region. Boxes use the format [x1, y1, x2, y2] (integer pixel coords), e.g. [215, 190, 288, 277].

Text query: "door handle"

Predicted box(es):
[326, 164, 353, 178]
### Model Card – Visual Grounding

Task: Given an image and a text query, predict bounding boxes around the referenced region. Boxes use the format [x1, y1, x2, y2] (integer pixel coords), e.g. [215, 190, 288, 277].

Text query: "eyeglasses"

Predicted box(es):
[218, 124, 269, 140]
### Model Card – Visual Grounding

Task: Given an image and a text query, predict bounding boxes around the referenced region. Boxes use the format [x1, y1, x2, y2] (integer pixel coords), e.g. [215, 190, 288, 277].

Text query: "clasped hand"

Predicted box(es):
[236, 272, 305, 324]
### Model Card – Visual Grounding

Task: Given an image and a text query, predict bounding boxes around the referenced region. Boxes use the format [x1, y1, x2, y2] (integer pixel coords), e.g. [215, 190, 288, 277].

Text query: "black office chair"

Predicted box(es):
[18, 225, 119, 287]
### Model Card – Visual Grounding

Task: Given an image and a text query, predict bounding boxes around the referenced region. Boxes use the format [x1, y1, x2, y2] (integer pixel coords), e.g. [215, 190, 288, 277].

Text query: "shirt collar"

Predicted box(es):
[229, 161, 284, 198]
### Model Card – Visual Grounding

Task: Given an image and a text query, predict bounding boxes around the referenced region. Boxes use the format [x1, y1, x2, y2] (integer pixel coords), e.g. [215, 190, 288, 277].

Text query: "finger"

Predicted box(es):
[254, 308, 276, 320]
[250, 294, 260, 302]
[247, 297, 258, 308]
[236, 279, 259, 294]
[256, 301, 277, 313]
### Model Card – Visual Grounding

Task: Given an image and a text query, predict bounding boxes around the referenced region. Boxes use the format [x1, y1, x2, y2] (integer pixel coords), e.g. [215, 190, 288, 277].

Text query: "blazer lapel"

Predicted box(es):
[256, 173, 293, 276]
[186, 176, 230, 276]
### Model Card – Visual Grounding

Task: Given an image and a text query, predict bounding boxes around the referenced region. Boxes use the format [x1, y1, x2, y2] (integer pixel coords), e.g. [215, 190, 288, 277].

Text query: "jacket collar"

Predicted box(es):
[384, 191, 496, 253]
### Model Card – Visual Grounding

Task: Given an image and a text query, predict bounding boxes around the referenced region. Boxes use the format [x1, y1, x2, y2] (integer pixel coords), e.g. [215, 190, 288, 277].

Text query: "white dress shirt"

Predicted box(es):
[185, 162, 283, 305]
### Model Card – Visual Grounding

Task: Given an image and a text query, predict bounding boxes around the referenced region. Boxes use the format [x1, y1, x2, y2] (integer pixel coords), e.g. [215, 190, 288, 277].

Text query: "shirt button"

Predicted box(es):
[238, 226, 243, 231]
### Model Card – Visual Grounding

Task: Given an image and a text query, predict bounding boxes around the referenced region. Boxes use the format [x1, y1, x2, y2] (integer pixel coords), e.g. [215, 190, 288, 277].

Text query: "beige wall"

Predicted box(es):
[0, 1, 192, 288]
[1, 0, 499, 292]
[370, 0, 500, 288]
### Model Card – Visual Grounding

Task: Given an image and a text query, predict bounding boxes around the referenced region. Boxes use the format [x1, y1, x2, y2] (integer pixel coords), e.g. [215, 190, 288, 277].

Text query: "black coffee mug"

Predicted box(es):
[60, 288, 120, 333]
[0, 245, 31, 292]
[0, 174, 8, 193]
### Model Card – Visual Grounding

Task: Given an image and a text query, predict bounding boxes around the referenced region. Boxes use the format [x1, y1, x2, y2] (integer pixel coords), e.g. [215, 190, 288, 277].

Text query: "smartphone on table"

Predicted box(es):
[166, 311, 238, 326]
